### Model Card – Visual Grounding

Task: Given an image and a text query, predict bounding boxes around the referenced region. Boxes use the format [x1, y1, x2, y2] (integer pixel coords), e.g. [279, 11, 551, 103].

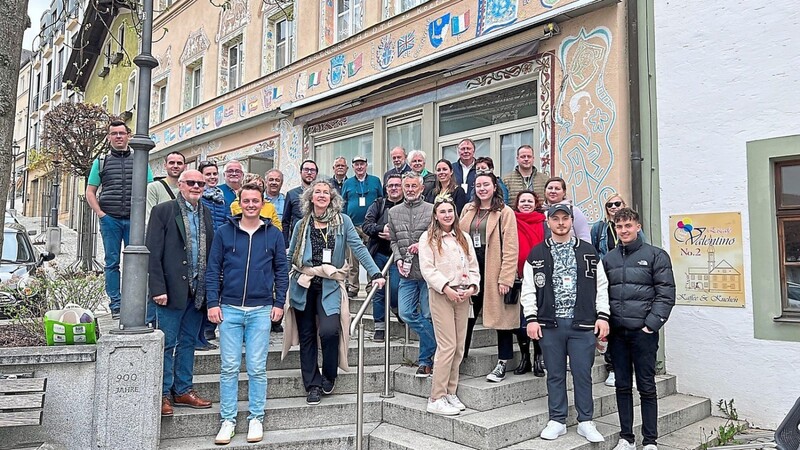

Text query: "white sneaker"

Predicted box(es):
[643, 445, 658, 450]
[247, 418, 263, 443]
[486, 360, 507, 382]
[605, 371, 616, 387]
[214, 420, 236, 445]
[577, 421, 605, 443]
[613, 438, 637, 450]
[427, 397, 460, 416]
[540, 420, 567, 440]
[445, 394, 466, 411]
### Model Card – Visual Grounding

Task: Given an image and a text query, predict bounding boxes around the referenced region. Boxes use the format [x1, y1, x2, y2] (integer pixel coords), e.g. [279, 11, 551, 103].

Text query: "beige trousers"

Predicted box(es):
[429, 289, 471, 400]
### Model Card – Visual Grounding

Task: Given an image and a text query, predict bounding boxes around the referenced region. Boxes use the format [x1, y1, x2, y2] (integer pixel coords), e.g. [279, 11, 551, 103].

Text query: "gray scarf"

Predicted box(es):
[292, 210, 342, 269]
[177, 193, 208, 309]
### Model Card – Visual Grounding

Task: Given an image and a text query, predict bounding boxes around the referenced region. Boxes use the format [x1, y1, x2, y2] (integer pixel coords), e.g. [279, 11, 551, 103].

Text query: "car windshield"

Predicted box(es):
[2, 232, 32, 263]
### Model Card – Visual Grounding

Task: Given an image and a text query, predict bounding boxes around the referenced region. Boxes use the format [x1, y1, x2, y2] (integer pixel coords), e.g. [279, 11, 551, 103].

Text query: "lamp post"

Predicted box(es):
[10, 144, 19, 211]
[49, 160, 61, 227]
[112, 0, 157, 334]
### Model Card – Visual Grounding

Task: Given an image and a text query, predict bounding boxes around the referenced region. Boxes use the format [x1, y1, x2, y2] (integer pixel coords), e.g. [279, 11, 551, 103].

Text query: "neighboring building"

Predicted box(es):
[655, 0, 800, 428]
[25, 0, 87, 226]
[13, 50, 33, 213]
[143, 0, 634, 220]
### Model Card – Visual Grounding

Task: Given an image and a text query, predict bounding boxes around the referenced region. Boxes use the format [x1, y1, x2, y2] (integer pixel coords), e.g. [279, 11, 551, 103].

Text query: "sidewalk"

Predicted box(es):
[15, 213, 106, 270]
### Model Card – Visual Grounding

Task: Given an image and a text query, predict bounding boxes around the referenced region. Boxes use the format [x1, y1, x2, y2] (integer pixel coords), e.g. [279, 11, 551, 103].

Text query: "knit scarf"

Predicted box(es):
[292, 208, 343, 269]
[202, 186, 225, 204]
[177, 193, 208, 309]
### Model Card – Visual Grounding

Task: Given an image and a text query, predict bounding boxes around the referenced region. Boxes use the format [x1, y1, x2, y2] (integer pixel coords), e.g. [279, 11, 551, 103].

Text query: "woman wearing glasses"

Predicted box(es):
[460, 172, 519, 383]
[230, 173, 281, 230]
[198, 161, 230, 231]
[543, 177, 591, 243]
[283, 180, 385, 405]
[418, 195, 480, 415]
[425, 159, 468, 214]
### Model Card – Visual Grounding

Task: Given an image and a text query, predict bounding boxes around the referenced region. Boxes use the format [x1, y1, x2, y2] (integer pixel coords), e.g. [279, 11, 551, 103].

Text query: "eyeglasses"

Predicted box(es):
[386, 184, 402, 189]
[225, 169, 243, 175]
[301, 168, 318, 173]
[108, 132, 128, 137]
[606, 201, 623, 208]
[182, 180, 206, 188]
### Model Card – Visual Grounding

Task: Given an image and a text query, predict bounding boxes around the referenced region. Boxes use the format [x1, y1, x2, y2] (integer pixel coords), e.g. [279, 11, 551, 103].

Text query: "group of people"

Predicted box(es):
[90, 125, 675, 449]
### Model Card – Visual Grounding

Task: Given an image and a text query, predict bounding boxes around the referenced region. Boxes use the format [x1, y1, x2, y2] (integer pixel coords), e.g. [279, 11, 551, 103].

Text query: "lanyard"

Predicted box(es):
[607, 221, 619, 246]
[319, 225, 331, 248]
[472, 209, 490, 232]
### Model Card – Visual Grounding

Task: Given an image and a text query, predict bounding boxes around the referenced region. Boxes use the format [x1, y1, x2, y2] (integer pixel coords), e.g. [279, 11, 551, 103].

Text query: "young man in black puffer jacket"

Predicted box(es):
[602, 208, 675, 450]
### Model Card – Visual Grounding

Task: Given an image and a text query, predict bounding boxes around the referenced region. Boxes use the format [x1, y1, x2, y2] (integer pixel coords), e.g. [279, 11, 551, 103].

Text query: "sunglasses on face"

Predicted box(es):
[182, 180, 206, 188]
[606, 201, 623, 208]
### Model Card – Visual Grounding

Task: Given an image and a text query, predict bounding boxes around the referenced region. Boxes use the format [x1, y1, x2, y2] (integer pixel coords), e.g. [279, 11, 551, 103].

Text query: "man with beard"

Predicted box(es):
[283, 160, 318, 246]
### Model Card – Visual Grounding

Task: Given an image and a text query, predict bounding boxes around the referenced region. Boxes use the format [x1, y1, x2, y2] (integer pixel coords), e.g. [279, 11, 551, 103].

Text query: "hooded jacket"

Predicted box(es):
[205, 216, 289, 309]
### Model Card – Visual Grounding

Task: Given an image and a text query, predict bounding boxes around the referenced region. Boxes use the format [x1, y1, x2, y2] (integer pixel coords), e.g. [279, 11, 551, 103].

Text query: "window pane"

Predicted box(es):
[442, 138, 490, 164]
[2, 232, 20, 261]
[439, 82, 537, 137]
[276, 19, 287, 43]
[276, 43, 287, 70]
[337, 14, 350, 40]
[781, 164, 800, 207]
[315, 132, 373, 180]
[387, 120, 421, 166]
[499, 130, 534, 175]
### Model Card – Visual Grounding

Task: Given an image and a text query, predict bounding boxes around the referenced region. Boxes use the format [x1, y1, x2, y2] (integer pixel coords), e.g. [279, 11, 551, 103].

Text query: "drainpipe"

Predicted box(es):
[627, 0, 643, 214]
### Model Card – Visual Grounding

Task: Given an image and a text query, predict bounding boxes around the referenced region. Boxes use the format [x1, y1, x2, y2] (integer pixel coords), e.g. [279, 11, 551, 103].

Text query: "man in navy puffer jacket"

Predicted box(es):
[205, 183, 288, 445]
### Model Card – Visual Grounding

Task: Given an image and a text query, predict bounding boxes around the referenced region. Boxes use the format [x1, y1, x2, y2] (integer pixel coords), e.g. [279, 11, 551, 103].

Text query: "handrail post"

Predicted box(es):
[381, 268, 393, 398]
[355, 316, 365, 450]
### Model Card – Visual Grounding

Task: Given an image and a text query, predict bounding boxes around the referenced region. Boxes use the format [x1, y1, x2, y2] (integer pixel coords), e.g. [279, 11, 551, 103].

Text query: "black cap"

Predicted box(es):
[547, 204, 573, 217]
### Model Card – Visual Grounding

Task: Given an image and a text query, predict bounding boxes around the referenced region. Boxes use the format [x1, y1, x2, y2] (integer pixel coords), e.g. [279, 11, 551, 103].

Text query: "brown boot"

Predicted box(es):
[161, 396, 174, 416]
[173, 390, 212, 409]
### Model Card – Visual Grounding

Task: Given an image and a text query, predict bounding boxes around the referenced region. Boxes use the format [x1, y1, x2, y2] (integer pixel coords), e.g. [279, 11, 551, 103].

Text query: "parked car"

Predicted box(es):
[4, 211, 19, 224]
[0, 223, 55, 318]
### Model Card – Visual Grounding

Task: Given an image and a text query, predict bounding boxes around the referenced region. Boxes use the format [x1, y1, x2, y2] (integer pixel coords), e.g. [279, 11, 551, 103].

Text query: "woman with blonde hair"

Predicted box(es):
[282, 180, 385, 405]
[419, 194, 480, 415]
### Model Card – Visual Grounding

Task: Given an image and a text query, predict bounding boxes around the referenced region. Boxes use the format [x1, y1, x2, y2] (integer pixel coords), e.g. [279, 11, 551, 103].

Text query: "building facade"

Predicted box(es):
[655, 0, 799, 428]
[12, 51, 33, 213]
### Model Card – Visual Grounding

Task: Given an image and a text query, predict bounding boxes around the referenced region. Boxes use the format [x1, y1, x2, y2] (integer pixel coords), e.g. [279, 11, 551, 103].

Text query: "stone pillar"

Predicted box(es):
[93, 331, 164, 449]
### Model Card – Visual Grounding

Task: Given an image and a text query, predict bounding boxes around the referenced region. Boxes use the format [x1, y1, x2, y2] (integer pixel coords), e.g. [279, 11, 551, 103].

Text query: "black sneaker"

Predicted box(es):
[415, 365, 432, 378]
[271, 322, 284, 333]
[321, 376, 335, 395]
[111, 310, 120, 320]
[486, 360, 507, 382]
[306, 386, 322, 405]
[372, 329, 385, 343]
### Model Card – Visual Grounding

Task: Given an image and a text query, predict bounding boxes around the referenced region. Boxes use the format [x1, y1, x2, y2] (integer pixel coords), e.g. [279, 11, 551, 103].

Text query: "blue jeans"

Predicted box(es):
[156, 298, 203, 396]
[398, 278, 436, 367]
[372, 253, 400, 330]
[99, 214, 130, 312]
[219, 305, 272, 422]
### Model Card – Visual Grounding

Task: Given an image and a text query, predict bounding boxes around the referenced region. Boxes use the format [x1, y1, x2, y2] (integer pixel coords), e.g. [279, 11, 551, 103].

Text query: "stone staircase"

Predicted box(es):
[159, 293, 714, 449]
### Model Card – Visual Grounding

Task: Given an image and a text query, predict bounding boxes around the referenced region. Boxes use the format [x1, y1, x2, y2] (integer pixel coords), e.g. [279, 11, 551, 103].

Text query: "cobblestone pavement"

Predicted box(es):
[14, 212, 106, 271]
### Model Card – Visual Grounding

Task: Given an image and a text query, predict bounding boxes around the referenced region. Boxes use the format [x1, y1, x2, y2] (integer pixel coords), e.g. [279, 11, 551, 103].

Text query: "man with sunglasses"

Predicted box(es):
[219, 160, 244, 207]
[86, 121, 154, 319]
[146, 169, 215, 416]
[282, 159, 318, 246]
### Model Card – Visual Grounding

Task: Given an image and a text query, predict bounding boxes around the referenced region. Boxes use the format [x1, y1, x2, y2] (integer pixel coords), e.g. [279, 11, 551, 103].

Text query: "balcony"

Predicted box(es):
[31, 94, 39, 112]
[51, 76, 63, 101]
[43, 41, 53, 57]
[32, 57, 41, 69]
[67, 8, 80, 31]
[54, 26, 65, 45]
[98, 66, 110, 78]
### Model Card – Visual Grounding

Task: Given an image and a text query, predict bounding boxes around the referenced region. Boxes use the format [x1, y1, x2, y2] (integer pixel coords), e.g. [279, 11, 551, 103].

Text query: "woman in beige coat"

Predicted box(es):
[460, 172, 519, 383]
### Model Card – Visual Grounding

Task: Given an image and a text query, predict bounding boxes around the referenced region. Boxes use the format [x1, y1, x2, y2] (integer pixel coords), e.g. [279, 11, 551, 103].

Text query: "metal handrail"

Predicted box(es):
[351, 256, 394, 450]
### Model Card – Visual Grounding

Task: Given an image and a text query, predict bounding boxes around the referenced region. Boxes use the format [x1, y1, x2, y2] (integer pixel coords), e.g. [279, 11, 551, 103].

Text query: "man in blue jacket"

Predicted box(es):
[206, 183, 289, 445]
[451, 138, 477, 199]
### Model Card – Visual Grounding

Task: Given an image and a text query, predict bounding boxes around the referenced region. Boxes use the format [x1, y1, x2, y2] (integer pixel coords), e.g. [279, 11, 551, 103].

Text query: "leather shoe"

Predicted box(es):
[161, 396, 174, 416]
[533, 353, 546, 377]
[513, 352, 532, 375]
[173, 390, 212, 409]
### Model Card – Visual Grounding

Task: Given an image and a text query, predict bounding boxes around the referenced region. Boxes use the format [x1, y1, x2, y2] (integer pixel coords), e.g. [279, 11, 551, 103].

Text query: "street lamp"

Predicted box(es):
[10, 144, 19, 211]
[49, 160, 61, 227]
[111, 0, 157, 334]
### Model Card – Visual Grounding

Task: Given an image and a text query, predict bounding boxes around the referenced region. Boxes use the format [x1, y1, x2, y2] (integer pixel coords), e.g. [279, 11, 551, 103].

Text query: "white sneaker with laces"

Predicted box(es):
[540, 420, 567, 440]
[613, 438, 637, 450]
[643, 445, 658, 450]
[577, 421, 605, 443]
[427, 397, 460, 416]
[247, 418, 263, 443]
[445, 394, 466, 411]
[605, 371, 616, 387]
[214, 420, 236, 445]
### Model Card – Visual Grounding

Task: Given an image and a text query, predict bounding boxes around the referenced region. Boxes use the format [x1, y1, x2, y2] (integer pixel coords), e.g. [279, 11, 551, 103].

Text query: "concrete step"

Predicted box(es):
[359, 314, 498, 349]
[504, 393, 712, 449]
[392, 355, 610, 411]
[160, 392, 383, 440]
[369, 423, 475, 449]
[382, 375, 677, 450]
[458, 346, 521, 377]
[159, 422, 379, 449]
[193, 339, 418, 375]
[657, 416, 739, 450]
[193, 364, 394, 402]
[351, 297, 484, 325]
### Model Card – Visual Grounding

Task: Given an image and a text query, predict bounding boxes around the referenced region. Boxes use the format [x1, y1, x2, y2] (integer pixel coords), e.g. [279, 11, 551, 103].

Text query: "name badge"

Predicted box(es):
[461, 183, 468, 193]
[322, 249, 332, 264]
[562, 275, 575, 290]
[358, 197, 366, 207]
[472, 232, 482, 248]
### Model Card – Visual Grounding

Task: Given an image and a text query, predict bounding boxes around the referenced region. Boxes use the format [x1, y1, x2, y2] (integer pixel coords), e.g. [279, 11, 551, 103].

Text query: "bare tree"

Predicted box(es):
[0, 0, 31, 251]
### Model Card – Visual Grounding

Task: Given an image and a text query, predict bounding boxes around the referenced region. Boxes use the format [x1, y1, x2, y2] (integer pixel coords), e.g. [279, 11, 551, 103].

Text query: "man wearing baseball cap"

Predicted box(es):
[521, 203, 609, 443]
[341, 156, 383, 297]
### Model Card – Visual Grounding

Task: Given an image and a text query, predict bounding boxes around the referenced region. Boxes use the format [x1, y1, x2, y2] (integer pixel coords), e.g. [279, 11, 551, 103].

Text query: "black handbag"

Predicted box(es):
[499, 212, 520, 305]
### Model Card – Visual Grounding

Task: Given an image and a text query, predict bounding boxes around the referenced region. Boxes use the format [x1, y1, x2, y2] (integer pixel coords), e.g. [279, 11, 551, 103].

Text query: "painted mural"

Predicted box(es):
[275, 118, 303, 189]
[555, 26, 617, 223]
[149, 0, 588, 152]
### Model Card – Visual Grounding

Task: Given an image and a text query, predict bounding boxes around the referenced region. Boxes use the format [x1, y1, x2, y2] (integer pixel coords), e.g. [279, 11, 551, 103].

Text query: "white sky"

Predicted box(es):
[23, 0, 52, 52]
